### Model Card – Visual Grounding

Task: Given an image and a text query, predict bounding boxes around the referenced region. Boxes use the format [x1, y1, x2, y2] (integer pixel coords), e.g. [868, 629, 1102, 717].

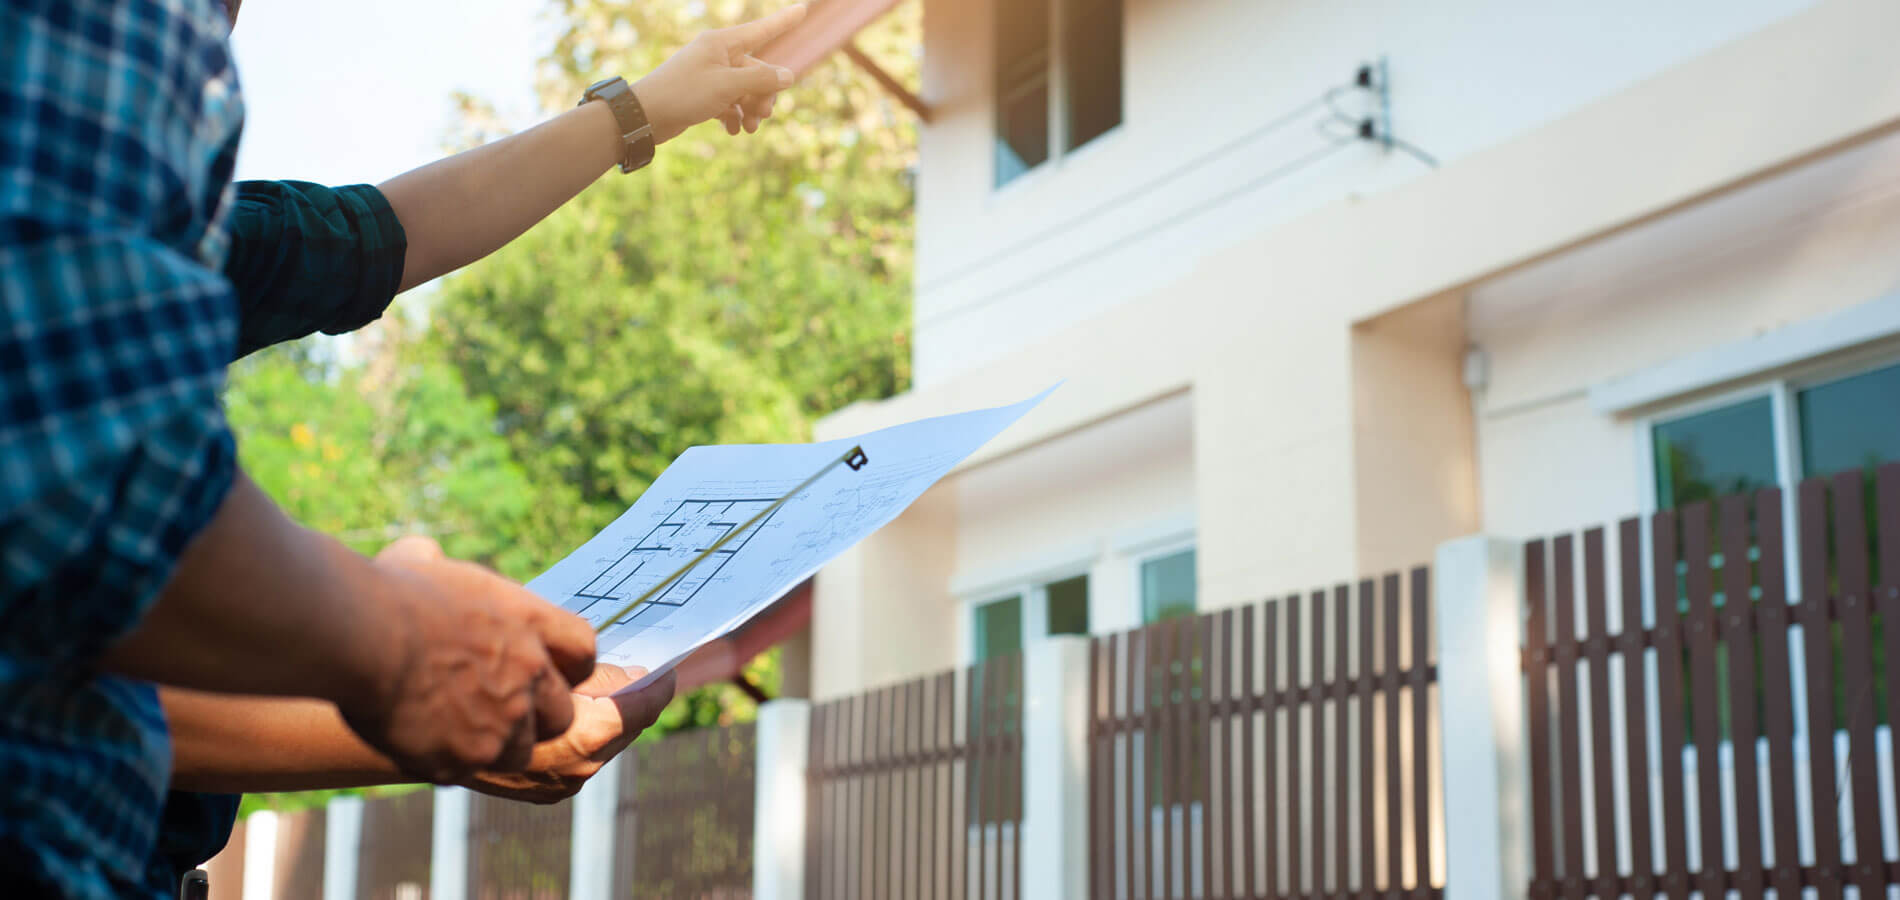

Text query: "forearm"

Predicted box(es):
[101, 471, 398, 707]
[380, 100, 622, 291]
[163, 688, 402, 793]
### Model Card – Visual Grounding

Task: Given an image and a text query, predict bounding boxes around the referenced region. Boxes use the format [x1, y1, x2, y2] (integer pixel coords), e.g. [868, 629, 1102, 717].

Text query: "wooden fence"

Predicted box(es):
[1524, 465, 1900, 900]
[467, 794, 572, 899]
[358, 789, 435, 899]
[614, 720, 758, 900]
[272, 806, 326, 900]
[804, 654, 1025, 900]
[1089, 571, 1443, 900]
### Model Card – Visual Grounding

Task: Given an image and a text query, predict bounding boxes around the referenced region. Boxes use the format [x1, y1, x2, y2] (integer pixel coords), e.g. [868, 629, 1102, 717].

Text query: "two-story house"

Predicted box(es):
[762, 0, 1900, 700]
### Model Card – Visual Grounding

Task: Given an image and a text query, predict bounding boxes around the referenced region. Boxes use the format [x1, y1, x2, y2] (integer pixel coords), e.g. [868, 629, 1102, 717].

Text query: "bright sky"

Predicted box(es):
[228, 0, 557, 185]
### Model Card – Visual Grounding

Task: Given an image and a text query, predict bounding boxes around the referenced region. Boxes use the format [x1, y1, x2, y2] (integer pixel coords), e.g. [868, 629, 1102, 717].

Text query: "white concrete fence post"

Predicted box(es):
[1021, 635, 1092, 900]
[430, 787, 470, 900]
[570, 754, 625, 900]
[1433, 535, 1529, 900]
[322, 794, 363, 900]
[241, 810, 278, 900]
[753, 699, 813, 900]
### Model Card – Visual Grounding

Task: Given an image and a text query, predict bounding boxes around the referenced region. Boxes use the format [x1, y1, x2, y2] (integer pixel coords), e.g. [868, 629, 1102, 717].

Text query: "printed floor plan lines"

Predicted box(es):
[568, 498, 782, 630]
[525, 384, 1055, 691]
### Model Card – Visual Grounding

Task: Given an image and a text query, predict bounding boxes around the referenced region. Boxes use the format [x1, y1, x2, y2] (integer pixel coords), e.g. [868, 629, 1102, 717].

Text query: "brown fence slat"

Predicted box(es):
[913, 678, 928, 900]
[1682, 504, 1727, 899]
[1582, 529, 1619, 900]
[1552, 536, 1586, 900]
[1215, 611, 1236, 900]
[857, 689, 873, 900]
[1525, 540, 1555, 900]
[989, 659, 1008, 900]
[1879, 463, 1900, 842]
[1796, 478, 1845, 900]
[808, 703, 828, 899]
[1144, 626, 1162, 900]
[1198, 614, 1218, 900]
[1648, 510, 1691, 900]
[1383, 578, 1404, 899]
[1287, 595, 1306, 900]
[1163, 619, 1184, 900]
[1717, 496, 1764, 900]
[1009, 652, 1025, 900]
[1751, 489, 1803, 900]
[1828, 471, 1885, 899]
[947, 670, 965, 900]
[1310, 590, 1327, 900]
[877, 685, 894, 900]
[1616, 518, 1657, 900]
[1359, 579, 1379, 899]
[1335, 584, 1352, 900]
[1248, 603, 1266, 900]
[859, 688, 874, 900]
[1126, 630, 1144, 900]
[1090, 640, 1107, 900]
[1410, 566, 1433, 897]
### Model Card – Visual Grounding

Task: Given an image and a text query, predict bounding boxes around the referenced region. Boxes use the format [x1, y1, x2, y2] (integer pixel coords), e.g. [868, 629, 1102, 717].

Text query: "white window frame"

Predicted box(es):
[952, 512, 1196, 664]
[1127, 537, 1198, 627]
[1636, 344, 1900, 602]
[955, 541, 1098, 666]
[990, 0, 1127, 193]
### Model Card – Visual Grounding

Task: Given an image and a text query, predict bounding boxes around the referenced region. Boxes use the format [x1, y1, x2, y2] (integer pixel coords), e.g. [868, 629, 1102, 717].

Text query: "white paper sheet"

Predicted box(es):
[526, 385, 1055, 692]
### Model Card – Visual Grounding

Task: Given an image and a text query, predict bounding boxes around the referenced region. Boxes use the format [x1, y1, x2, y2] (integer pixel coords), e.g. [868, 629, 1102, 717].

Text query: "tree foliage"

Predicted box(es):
[223, 0, 918, 813]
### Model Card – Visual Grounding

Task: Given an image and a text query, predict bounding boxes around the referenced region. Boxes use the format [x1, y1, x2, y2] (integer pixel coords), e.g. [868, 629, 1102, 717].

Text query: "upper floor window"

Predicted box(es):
[994, 0, 1123, 187]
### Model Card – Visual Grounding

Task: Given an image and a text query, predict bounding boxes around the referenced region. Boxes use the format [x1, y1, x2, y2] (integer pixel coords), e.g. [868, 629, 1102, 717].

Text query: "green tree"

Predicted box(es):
[222, 0, 919, 817]
[432, 0, 919, 727]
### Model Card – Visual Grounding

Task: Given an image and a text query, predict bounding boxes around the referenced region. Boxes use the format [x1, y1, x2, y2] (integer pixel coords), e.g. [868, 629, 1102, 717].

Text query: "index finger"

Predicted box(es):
[722, 4, 808, 55]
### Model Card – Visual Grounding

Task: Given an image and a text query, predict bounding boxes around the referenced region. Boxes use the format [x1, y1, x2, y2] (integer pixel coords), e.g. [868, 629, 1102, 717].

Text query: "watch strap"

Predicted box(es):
[580, 77, 654, 174]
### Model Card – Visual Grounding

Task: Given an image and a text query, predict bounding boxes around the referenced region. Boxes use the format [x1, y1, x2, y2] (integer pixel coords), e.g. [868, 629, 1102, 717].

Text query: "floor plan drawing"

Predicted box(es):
[567, 498, 782, 631]
[525, 384, 1057, 691]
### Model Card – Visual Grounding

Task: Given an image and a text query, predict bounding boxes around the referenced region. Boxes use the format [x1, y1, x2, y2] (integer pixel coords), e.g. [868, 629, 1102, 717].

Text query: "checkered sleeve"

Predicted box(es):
[0, 0, 246, 671]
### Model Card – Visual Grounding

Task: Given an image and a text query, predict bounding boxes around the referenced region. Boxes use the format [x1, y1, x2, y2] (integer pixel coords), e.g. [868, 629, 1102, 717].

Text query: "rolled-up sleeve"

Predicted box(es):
[226, 180, 409, 358]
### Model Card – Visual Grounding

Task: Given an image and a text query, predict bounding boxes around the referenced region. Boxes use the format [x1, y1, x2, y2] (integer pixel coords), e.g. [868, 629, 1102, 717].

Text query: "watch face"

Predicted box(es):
[588, 77, 618, 96]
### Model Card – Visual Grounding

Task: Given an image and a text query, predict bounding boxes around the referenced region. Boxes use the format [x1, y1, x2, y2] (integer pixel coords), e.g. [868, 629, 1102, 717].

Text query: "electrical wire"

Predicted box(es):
[915, 66, 1442, 329]
[915, 135, 1357, 330]
[1387, 135, 1440, 169]
[916, 89, 1340, 295]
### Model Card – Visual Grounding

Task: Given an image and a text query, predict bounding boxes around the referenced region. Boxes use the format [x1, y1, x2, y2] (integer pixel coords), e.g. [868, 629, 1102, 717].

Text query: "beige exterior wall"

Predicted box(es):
[1473, 125, 1900, 539]
[812, 0, 1900, 699]
[911, 0, 1817, 384]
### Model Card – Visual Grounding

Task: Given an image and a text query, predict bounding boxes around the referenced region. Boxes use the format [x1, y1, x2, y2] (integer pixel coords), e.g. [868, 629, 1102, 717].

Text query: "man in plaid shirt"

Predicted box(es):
[0, 2, 603, 895]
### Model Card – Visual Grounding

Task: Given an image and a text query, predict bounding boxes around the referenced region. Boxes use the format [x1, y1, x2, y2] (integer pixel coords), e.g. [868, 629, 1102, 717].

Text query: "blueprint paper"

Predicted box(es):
[526, 385, 1056, 692]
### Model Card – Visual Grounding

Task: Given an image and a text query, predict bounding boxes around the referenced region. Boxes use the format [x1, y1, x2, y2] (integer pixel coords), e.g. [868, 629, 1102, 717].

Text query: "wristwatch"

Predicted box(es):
[580, 76, 654, 174]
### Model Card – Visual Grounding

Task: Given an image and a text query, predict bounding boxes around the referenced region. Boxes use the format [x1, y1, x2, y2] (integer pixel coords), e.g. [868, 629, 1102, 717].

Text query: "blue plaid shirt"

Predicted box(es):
[1, 0, 246, 896]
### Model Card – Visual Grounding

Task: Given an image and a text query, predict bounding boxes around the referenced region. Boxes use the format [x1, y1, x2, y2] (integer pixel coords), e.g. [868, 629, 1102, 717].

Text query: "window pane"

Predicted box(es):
[1063, 0, 1122, 151]
[995, 82, 1049, 186]
[1140, 548, 1197, 623]
[1798, 362, 1900, 479]
[996, 0, 1049, 76]
[1652, 397, 1776, 509]
[995, 0, 1050, 187]
[974, 595, 1022, 662]
[1045, 574, 1089, 636]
